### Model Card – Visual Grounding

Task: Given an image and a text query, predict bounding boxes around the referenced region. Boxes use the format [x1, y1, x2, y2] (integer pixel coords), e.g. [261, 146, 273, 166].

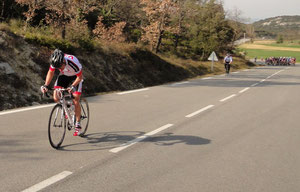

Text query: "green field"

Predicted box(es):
[239, 41, 300, 61]
[241, 49, 300, 61]
[266, 43, 300, 49]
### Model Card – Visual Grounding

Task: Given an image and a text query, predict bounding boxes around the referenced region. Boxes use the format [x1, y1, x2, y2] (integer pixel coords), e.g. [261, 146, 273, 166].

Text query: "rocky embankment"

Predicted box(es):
[0, 30, 191, 111]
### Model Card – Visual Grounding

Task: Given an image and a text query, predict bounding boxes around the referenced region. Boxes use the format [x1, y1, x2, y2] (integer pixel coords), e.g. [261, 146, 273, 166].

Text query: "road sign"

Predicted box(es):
[208, 51, 218, 61]
[208, 51, 218, 71]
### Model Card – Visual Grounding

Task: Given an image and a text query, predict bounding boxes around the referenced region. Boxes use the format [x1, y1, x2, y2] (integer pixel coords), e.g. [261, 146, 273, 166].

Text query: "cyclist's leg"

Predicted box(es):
[53, 75, 76, 102]
[225, 63, 229, 73]
[72, 80, 83, 124]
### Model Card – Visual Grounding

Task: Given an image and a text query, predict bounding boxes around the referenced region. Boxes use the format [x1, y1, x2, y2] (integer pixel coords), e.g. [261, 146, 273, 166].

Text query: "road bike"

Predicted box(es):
[45, 88, 89, 149]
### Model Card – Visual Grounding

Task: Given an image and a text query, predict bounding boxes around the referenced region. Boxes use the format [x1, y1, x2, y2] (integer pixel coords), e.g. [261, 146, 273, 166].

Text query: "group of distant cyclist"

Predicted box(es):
[264, 57, 296, 66]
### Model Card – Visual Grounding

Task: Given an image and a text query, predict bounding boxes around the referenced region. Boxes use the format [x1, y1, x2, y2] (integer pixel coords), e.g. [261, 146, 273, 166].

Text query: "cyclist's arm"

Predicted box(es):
[71, 72, 83, 87]
[44, 69, 55, 86]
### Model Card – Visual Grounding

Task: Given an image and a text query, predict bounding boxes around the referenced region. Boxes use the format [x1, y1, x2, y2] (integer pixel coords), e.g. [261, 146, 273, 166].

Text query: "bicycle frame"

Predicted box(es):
[56, 88, 75, 128]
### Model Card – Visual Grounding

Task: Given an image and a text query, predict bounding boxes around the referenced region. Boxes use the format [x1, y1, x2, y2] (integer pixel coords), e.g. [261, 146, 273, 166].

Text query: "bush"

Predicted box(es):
[24, 33, 75, 52]
[76, 38, 95, 52]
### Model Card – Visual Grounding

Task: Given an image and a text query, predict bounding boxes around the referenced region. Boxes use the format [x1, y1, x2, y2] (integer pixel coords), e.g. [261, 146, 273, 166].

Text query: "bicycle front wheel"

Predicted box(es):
[48, 104, 66, 149]
[79, 98, 89, 137]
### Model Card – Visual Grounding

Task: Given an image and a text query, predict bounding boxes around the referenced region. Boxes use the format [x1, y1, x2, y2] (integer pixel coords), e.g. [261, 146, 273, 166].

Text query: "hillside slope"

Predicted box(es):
[0, 29, 254, 111]
[253, 15, 300, 39]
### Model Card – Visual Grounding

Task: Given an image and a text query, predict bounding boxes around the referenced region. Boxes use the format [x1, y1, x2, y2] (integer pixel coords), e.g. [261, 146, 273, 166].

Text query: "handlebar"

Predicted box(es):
[41, 88, 74, 100]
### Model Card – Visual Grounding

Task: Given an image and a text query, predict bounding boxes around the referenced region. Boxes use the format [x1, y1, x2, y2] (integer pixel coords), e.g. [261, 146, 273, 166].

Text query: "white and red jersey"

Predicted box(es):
[50, 54, 82, 77]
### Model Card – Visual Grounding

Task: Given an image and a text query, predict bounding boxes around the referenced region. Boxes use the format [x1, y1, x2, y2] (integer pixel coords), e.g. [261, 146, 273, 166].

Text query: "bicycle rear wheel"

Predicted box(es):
[48, 104, 66, 149]
[79, 98, 89, 137]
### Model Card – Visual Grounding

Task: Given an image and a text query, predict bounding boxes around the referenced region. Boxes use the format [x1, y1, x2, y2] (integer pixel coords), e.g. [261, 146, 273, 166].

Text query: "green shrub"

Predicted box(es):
[76, 38, 95, 52]
[24, 33, 75, 52]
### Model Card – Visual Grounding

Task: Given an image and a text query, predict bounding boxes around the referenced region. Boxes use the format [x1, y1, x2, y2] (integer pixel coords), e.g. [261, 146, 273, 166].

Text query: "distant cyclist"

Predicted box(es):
[224, 53, 233, 74]
[40, 49, 83, 136]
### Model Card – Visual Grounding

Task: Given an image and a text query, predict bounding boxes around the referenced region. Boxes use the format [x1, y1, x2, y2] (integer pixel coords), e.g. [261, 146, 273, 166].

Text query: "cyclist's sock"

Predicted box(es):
[73, 123, 81, 136]
[75, 121, 81, 129]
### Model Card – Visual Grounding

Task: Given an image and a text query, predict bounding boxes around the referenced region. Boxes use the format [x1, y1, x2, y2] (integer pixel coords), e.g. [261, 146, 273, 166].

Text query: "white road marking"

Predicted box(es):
[251, 83, 259, 87]
[109, 124, 174, 153]
[260, 79, 266, 82]
[202, 77, 213, 80]
[232, 72, 239, 74]
[117, 88, 149, 95]
[220, 94, 236, 102]
[185, 105, 214, 118]
[0, 104, 55, 116]
[171, 81, 189, 86]
[239, 87, 250, 93]
[21, 171, 72, 192]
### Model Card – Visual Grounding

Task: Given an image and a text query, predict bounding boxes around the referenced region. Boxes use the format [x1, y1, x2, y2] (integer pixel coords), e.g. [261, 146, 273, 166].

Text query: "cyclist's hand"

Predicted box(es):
[40, 85, 49, 93]
[67, 85, 76, 93]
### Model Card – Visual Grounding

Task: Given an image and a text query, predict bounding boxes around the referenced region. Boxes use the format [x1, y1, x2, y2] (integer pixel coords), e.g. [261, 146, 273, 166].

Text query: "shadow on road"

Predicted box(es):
[60, 131, 211, 151]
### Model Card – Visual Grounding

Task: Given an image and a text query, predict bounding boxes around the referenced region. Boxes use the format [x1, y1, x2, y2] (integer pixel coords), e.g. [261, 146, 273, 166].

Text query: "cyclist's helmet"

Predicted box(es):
[50, 49, 64, 68]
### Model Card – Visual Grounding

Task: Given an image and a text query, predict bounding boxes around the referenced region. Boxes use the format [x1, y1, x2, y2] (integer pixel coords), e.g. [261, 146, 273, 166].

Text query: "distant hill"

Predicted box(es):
[253, 15, 300, 39]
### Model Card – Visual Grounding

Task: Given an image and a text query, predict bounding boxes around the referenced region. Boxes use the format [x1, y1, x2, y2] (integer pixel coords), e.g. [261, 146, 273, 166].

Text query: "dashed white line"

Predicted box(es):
[110, 124, 174, 153]
[185, 105, 214, 118]
[239, 87, 250, 93]
[117, 88, 149, 95]
[0, 104, 55, 116]
[21, 171, 73, 192]
[220, 94, 236, 102]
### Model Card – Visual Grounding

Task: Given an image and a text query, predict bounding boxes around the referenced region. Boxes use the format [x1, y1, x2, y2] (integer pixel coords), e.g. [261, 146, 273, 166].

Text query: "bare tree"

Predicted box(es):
[93, 16, 126, 42]
[140, 0, 179, 53]
[15, 0, 45, 27]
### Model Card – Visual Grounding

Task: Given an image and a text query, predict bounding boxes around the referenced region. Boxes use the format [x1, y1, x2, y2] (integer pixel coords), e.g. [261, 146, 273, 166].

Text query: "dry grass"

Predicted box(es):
[239, 43, 300, 52]
[0, 23, 11, 32]
[159, 54, 252, 78]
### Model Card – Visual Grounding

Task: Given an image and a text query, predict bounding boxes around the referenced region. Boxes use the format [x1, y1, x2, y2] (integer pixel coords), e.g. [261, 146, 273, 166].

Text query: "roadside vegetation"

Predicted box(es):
[0, 0, 250, 59]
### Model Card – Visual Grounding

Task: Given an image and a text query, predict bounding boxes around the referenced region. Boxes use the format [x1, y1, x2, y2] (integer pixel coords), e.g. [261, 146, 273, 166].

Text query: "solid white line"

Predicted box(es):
[202, 77, 213, 80]
[117, 88, 149, 95]
[109, 124, 174, 153]
[21, 171, 72, 192]
[185, 105, 214, 118]
[172, 81, 189, 86]
[0, 104, 55, 116]
[220, 94, 236, 102]
[239, 87, 250, 93]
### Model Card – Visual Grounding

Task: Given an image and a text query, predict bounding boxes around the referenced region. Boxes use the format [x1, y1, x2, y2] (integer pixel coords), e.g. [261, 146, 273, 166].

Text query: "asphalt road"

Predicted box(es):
[1, 65, 300, 192]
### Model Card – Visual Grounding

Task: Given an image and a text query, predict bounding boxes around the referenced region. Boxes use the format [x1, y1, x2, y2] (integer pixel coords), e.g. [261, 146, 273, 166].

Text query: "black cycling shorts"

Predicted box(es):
[54, 75, 83, 95]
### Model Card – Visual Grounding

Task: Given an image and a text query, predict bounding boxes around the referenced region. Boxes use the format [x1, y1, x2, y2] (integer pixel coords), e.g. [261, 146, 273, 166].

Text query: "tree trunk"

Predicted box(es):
[0, 0, 5, 20]
[61, 0, 66, 39]
[155, 30, 164, 53]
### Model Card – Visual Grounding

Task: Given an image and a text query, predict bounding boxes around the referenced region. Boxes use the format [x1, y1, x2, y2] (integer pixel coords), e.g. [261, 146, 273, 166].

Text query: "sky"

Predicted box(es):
[222, 0, 300, 22]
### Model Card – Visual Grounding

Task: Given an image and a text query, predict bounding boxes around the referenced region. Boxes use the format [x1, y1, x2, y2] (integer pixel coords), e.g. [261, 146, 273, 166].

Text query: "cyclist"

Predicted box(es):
[41, 49, 83, 136]
[224, 53, 233, 74]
